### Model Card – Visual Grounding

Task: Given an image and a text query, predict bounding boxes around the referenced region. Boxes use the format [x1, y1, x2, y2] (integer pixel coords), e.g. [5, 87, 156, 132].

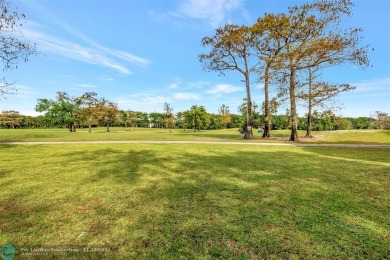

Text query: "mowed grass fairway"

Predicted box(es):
[1, 127, 390, 144]
[1, 142, 389, 258]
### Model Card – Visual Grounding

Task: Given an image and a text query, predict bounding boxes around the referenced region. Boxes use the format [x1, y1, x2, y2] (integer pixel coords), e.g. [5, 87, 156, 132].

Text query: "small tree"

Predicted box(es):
[163, 102, 175, 133]
[218, 104, 231, 129]
[96, 98, 119, 132]
[128, 110, 138, 131]
[200, 25, 259, 139]
[78, 92, 98, 133]
[300, 67, 355, 137]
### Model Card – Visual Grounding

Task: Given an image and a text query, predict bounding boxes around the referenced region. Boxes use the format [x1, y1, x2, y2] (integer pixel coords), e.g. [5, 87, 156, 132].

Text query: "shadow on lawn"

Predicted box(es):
[1, 146, 389, 258]
[79, 147, 389, 258]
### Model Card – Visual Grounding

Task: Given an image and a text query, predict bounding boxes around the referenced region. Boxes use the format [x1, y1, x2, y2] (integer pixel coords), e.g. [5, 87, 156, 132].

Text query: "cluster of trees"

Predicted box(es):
[0, 91, 245, 131]
[199, 0, 369, 141]
[34, 91, 122, 132]
[2, 93, 389, 131]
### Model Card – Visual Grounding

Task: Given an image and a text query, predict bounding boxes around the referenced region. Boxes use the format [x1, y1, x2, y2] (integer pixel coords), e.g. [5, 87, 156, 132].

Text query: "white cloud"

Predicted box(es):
[76, 84, 97, 88]
[112, 51, 149, 67]
[168, 78, 210, 90]
[178, 0, 244, 27]
[115, 93, 170, 108]
[351, 77, 390, 92]
[169, 83, 180, 89]
[188, 81, 210, 89]
[98, 77, 114, 81]
[14, 84, 38, 97]
[173, 92, 200, 100]
[168, 77, 183, 89]
[206, 84, 243, 94]
[21, 23, 149, 75]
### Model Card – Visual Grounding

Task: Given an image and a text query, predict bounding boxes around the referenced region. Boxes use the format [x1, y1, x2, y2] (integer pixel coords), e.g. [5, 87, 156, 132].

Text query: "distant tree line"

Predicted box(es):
[1, 91, 388, 131]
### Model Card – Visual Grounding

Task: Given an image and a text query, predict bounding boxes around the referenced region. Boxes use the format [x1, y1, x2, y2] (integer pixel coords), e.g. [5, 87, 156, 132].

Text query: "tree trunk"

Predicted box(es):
[106, 122, 110, 132]
[289, 68, 299, 142]
[88, 118, 92, 133]
[306, 112, 313, 138]
[305, 68, 313, 138]
[305, 98, 313, 138]
[69, 122, 76, 132]
[262, 64, 271, 138]
[244, 73, 254, 140]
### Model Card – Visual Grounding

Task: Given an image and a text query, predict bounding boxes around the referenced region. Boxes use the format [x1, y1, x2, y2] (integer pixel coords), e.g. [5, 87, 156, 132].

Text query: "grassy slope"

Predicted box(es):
[1, 127, 390, 144]
[1, 144, 389, 258]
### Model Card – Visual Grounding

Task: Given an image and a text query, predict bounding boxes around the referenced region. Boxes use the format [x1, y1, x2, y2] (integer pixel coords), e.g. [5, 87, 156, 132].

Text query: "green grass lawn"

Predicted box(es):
[1, 144, 389, 258]
[1, 127, 390, 144]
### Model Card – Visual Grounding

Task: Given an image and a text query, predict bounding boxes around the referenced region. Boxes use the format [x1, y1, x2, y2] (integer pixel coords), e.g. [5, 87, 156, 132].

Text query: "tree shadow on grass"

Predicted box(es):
[77, 147, 389, 258]
[1, 146, 389, 258]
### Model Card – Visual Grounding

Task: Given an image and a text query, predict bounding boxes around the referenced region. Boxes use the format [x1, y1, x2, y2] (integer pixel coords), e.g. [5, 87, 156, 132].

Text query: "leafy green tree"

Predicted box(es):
[200, 25, 259, 139]
[128, 110, 138, 131]
[21, 115, 35, 128]
[229, 114, 242, 129]
[118, 110, 129, 128]
[207, 114, 222, 130]
[272, 114, 290, 130]
[334, 117, 352, 130]
[136, 112, 149, 128]
[238, 98, 260, 134]
[183, 105, 210, 131]
[352, 117, 371, 129]
[175, 112, 187, 130]
[78, 92, 99, 133]
[35, 91, 81, 132]
[260, 97, 279, 132]
[0, 0, 37, 96]
[149, 112, 164, 128]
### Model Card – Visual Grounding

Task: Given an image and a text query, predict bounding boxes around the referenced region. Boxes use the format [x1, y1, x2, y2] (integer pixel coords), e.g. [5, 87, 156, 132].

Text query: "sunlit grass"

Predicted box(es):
[1, 144, 389, 258]
[304, 129, 390, 144]
[0, 127, 389, 144]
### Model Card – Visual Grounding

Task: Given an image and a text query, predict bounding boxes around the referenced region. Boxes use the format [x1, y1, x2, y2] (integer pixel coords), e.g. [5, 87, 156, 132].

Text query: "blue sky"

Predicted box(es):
[1, 0, 389, 117]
